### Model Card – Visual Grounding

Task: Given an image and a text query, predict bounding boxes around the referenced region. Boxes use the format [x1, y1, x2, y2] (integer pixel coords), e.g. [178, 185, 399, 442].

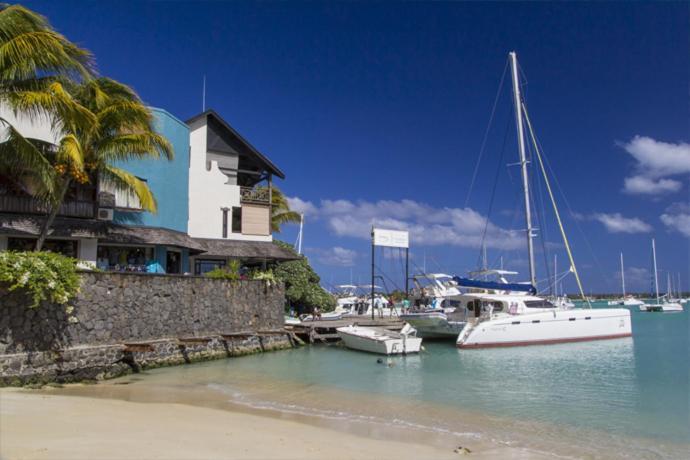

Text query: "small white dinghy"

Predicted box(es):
[336, 323, 422, 355]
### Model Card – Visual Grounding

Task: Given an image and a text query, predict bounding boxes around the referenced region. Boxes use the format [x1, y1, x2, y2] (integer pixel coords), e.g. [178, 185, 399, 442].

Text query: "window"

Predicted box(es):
[96, 245, 154, 272]
[100, 177, 146, 210]
[194, 259, 226, 275]
[524, 300, 556, 309]
[232, 206, 242, 233]
[8, 238, 77, 257]
[222, 208, 229, 238]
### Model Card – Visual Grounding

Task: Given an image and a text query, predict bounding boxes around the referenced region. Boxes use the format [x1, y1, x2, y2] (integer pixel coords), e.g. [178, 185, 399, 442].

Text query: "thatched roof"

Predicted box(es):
[193, 238, 300, 261]
[0, 214, 206, 253]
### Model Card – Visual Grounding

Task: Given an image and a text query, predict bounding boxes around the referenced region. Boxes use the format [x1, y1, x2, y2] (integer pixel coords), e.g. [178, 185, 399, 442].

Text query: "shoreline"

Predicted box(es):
[0, 388, 549, 460]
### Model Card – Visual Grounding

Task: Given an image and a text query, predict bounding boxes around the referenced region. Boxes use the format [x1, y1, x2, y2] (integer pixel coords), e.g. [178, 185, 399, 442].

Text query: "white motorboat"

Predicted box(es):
[456, 52, 631, 348]
[639, 239, 684, 313]
[337, 323, 422, 355]
[400, 309, 466, 339]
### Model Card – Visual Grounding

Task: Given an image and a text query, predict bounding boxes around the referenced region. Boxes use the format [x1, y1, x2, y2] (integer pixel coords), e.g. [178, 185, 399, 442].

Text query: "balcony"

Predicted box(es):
[239, 186, 270, 205]
[0, 194, 95, 218]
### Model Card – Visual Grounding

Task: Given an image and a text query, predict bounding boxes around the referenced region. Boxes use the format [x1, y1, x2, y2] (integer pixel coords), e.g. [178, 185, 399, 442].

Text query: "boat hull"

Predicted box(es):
[639, 303, 683, 312]
[456, 308, 632, 349]
[399, 312, 466, 339]
[336, 327, 422, 355]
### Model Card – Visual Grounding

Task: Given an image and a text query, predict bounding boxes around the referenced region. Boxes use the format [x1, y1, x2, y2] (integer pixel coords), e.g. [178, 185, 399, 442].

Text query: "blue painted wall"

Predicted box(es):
[113, 108, 190, 233]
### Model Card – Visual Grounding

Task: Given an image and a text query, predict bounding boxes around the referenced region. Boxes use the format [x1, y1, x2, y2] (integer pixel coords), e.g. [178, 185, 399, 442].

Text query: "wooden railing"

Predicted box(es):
[0, 194, 96, 218]
[239, 186, 270, 205]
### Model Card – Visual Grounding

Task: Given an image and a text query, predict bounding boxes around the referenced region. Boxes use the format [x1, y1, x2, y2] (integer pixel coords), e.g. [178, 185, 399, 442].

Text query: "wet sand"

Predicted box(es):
[0, 388, 554, 460]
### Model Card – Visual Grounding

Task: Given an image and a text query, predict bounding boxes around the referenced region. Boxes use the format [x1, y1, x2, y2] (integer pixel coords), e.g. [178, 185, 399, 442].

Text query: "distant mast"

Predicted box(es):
[652, 238, 660, 303]
[620, 252, 626, 297]
[509, 51, 537, 287]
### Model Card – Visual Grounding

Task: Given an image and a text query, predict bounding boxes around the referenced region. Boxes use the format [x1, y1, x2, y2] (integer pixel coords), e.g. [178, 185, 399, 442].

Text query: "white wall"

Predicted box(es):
[187, 119, 272, 242]
[77, 238, 98, 268]
[0, 106, 60, 144]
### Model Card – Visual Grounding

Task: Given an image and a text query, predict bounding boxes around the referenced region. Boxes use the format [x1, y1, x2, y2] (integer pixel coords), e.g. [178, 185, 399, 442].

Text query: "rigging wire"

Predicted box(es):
[476, 114, 511, 270]
[521, 102, 591, 307]
[464, 58, 510, 207]
[526, 114, 611, 291]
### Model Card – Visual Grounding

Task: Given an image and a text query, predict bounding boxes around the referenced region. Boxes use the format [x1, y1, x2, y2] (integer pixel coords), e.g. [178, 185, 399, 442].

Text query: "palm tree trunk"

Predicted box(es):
[35, 178, 71, 251]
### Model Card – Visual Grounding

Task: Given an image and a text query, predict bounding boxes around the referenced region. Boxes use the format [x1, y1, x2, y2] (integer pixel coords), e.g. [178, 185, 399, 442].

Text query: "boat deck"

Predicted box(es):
[288, 317, 404, 343]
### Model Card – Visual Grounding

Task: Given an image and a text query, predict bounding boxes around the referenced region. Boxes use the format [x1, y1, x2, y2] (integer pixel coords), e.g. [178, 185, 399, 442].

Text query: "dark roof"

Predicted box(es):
[185, 109, 286, 179]
[193, 238, 300, 261]
[0, 214, 206, 253]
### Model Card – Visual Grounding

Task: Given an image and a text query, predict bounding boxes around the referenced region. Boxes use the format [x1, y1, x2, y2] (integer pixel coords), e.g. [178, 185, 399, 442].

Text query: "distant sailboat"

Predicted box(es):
[639, 239, 683, 313]
[608, 253, 644, 306]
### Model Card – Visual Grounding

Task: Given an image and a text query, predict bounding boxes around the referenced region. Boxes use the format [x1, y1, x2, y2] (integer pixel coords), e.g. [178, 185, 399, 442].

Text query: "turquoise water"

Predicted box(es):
[97, 303, 689, 458]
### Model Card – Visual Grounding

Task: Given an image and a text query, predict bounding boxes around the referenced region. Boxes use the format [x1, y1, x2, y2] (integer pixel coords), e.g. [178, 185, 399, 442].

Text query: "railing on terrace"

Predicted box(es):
[239, 186, 270, 205]
[0, 194, 96, 218]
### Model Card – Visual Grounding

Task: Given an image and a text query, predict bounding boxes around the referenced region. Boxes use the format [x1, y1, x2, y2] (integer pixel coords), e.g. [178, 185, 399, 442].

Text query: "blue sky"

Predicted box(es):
[26, 1, 689, 294]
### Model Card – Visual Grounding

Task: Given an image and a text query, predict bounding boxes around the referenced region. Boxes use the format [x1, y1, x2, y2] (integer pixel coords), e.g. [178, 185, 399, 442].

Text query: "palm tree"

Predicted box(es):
[0, 5, 172, 251]
[0, 4, 94, 197]
[258, 185, 301, 233]
[32, 77, 173, 250]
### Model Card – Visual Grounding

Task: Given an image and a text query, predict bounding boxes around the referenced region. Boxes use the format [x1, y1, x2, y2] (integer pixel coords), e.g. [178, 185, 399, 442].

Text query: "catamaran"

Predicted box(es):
[455, 52, 631, 348]
[639, 239, 683, 313]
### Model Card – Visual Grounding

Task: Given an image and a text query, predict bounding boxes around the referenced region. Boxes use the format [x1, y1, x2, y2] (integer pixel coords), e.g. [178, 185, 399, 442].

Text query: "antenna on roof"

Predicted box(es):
[202, 75, 206, 111]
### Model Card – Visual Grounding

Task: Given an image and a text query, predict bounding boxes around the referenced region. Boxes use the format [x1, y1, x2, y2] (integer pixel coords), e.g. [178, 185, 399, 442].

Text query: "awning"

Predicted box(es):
[193, 238, 300, 262]
[0, 213, 206, 253]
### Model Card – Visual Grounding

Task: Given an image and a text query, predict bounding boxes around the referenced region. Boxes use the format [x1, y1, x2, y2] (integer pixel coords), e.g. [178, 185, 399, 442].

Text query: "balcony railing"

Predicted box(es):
[0, 194, 96, 218]
[240, 186, 270, 205]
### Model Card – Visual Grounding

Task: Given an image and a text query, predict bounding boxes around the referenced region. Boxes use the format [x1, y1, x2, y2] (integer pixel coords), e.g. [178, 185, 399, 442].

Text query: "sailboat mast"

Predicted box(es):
[553, 254, 557, 297]
[296, 213, 304, 255]
[652, 238, 659, 302]
[509, 51, 537, 287]
[620, 252, 626, 297]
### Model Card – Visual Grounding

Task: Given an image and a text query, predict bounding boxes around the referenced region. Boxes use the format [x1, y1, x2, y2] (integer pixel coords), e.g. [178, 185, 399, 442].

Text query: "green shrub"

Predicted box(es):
[0, 251, 81, 308]
[205, 259, 241, 281]
[250, 269, 277, 285]
[273, 241, 336, 313]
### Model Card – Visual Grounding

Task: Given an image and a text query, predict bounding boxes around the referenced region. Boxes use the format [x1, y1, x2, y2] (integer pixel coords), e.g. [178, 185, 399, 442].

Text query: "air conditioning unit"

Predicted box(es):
[97, 208, 114, 221]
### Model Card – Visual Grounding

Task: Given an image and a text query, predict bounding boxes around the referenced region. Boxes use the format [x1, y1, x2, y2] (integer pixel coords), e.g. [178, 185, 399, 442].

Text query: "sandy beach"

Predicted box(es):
[1, 389, 552, 460]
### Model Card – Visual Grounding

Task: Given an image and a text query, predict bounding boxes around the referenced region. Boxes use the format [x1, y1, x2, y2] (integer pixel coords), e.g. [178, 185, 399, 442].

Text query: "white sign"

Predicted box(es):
[373, 228, 409, 248]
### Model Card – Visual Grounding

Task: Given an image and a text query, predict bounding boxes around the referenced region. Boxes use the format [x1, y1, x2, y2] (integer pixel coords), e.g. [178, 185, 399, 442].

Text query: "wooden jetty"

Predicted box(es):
[288, 317, 404, 344]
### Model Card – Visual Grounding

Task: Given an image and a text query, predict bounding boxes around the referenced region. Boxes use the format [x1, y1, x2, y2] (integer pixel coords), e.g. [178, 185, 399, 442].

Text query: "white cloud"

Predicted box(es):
[295, 198, 522, 250]
[660, 202, 690, 238]
[286, 196, 318, 217]
[308, 246, 358, 267]
[623, 176, 682, 195]
[619, 136, 690, 195]
[593, 213, 652, 234]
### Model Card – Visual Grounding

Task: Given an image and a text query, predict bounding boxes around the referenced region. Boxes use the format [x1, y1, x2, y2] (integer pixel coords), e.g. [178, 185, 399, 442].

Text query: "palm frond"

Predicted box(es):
[101, 165, 157, 213]
[56, 134, 84, 169]
[0, 116, 56, 196]
[271, 210, 302, 233]
[96, 132, 173, 162]
[0, 5, 93, 82]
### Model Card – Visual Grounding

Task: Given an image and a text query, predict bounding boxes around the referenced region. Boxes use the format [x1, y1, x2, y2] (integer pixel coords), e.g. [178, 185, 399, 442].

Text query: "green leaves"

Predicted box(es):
[272, 241, 335, 313]
[0, 251, 81, 308]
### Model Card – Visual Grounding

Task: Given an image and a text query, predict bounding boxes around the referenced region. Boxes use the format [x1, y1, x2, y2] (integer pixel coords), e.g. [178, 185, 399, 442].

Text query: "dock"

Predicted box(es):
[288, 317, 404, 344]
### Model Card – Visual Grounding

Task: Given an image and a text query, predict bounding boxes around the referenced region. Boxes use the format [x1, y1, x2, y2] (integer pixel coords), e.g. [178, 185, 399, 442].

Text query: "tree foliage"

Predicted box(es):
[257, 185, 301, 233]
[0, 250, 80, 308]
[272, 241, 335, 313]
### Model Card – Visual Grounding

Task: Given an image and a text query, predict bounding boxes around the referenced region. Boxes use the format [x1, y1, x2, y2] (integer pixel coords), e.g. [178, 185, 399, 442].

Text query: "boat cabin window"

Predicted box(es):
[488, 301, 504, 312]
[525, 300, 556, 309]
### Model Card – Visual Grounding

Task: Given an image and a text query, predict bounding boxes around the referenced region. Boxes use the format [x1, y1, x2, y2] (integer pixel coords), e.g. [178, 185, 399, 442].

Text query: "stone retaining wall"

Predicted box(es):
[0, 272, 292, 385]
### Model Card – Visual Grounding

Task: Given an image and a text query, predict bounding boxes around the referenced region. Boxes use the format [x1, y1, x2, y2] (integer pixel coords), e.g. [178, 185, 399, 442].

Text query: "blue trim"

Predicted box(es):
[452, 276, 537, 294]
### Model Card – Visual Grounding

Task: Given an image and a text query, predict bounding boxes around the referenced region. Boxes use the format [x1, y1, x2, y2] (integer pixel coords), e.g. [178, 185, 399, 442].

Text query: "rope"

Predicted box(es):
[464, 58, 509, 207]
[521, 103, 591, 308]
